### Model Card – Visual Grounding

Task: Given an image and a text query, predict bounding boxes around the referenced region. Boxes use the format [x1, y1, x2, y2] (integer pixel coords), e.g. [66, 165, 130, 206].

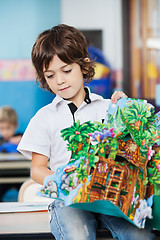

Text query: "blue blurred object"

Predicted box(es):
[1, 188, 18, 202]
[0, 142, 18, 153]
[87, 79, 111, 99]
[87, 46, 112, 99]
[88, 46, 111, 68]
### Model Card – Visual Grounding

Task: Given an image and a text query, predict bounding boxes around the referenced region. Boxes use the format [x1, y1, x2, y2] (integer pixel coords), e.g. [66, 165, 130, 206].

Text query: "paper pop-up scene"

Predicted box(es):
[39, 98, 160, 229]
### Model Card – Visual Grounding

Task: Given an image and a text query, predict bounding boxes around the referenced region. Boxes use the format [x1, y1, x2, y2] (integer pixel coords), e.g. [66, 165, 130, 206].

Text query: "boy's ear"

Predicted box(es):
[84, 57, 90, 63]
[84, 58, 91, 62]
[82, 58, 90, 74]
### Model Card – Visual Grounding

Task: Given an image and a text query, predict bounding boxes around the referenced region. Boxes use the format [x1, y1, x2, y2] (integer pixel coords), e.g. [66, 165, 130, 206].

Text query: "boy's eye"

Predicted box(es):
[46, 74, 54, 79]
[64, 69, 71, 73]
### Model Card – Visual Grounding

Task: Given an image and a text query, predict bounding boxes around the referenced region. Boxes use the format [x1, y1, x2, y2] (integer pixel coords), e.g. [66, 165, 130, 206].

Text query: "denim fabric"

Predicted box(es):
[97, 214, 155, 240]
[48, 200, 155, 240]
[48, 200, 97, 240]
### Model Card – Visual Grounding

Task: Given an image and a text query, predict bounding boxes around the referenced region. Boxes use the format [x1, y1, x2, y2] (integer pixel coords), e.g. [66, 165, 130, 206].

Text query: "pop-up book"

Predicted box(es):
[39, 98, 160, 229]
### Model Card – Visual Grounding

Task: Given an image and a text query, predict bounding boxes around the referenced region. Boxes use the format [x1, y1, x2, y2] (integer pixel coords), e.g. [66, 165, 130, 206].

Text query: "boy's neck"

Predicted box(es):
[68, 87, 91, 108]
[63, 87, 86, 108]
[73, 88, 86, 108]
[68, 87, 91, 116]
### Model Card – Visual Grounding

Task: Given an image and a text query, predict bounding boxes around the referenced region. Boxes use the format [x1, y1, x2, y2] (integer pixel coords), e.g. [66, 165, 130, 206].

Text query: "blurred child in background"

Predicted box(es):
[0, 106, 23, 201]
[0, 106, 22, 148]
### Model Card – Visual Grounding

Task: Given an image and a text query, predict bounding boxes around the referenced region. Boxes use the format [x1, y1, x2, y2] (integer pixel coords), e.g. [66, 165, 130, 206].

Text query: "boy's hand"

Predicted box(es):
[9, 135, 22, 145]
[111, 91, 128, 104]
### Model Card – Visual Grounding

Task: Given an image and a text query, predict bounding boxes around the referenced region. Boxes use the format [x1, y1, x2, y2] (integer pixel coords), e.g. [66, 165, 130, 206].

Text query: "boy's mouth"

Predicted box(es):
[59, 86, 70, 92]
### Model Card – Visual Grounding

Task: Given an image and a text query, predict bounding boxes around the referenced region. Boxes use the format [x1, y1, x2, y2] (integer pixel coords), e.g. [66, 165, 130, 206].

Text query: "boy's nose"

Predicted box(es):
[56, 75, 65, 85]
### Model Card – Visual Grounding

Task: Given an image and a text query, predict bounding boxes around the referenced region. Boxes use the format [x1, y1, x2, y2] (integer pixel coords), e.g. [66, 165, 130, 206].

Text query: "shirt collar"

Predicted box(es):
[84, 87, 91, 104]
[52, 86, 103, 108]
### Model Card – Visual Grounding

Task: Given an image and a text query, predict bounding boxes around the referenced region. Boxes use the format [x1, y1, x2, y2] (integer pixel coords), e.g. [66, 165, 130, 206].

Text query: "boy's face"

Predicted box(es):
[0, 122, 16, 140]
[43, 55, 85, 107]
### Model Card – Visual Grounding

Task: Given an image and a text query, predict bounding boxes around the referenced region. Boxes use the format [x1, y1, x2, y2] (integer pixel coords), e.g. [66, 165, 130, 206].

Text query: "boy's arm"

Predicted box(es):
[31, 152, 54, 185]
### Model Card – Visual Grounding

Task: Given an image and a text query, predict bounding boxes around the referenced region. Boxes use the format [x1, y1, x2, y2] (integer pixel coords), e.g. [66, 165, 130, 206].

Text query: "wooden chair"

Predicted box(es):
[18, 178, 52, 203]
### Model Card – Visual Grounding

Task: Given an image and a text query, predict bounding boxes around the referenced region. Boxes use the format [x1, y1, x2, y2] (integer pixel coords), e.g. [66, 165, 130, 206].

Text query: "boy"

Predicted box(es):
[0, 106, 22, 146]
[18, 24, 155, 240]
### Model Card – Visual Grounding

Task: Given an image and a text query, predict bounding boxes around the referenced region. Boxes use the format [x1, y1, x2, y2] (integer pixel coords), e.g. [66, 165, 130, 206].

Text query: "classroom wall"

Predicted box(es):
[61, 0, 122, 71]
[0, 0, 61, 133]
[0, 0, 60, 58]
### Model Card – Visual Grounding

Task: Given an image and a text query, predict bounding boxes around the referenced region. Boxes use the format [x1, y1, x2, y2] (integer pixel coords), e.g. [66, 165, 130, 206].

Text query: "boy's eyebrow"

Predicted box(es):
[43, 64, 69, 73]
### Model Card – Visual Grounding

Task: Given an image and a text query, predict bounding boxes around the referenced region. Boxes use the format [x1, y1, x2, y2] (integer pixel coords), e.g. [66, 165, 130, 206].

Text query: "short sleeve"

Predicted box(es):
[17, 110, 51, 159]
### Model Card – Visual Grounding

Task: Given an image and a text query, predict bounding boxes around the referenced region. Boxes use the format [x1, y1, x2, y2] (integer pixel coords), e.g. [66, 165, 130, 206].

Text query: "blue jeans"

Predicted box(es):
[48, 200, 155, 240]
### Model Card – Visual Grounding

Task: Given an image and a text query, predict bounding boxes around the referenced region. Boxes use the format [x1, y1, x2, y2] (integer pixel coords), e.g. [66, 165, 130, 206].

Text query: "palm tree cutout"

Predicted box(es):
[75, 164, 88, 202]
[120, 101, 160, 159]
[61, 120, 97, 158]
[148, 151, 160, 195]
[61, 120, 97, 142]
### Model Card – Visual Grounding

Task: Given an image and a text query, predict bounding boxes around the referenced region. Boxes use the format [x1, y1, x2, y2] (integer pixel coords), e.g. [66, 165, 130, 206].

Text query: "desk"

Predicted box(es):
[0, 211, 50, 234]
[1, 203, 159, 240]
[0, 153, 31, 184]
[0, 202, 52, 240]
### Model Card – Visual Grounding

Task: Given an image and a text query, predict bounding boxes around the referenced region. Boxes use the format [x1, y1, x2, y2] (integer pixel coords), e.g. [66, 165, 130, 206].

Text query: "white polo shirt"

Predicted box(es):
[17, 88, 111, 171]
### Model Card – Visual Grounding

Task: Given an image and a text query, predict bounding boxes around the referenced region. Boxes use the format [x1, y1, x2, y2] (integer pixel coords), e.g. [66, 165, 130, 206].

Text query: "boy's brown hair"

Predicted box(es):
[0, 106, 18, 127]
[32, 24, 95, 93]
